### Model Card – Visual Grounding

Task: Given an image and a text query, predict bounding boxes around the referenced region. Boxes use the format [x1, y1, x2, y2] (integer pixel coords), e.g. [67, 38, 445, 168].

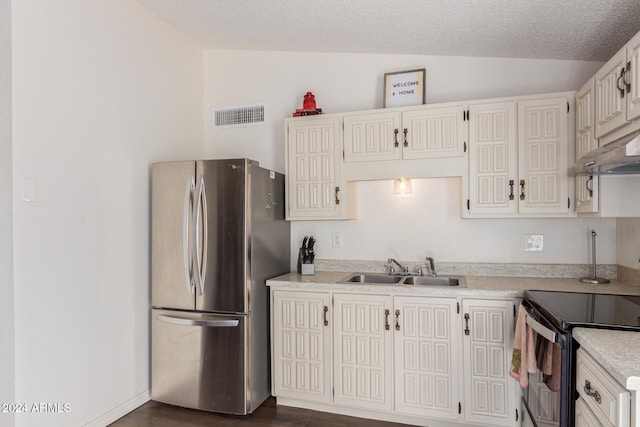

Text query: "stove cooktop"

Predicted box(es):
[524, 290, 640, 332]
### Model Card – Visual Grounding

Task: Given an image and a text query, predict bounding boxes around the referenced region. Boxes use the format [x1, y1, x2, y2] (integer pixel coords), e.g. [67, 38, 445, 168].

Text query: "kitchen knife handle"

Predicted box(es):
[184, 176, 195, 296]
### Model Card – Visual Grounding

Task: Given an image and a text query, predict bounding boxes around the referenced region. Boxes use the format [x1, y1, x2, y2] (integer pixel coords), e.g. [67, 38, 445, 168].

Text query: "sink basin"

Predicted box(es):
[401, 276, 460, 286]
[340, 274, 404, 284]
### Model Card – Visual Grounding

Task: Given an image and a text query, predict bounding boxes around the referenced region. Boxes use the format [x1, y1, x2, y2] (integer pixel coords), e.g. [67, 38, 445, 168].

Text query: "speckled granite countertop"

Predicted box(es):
[267, 271, 640, 298]
[573, 328, 640, 392]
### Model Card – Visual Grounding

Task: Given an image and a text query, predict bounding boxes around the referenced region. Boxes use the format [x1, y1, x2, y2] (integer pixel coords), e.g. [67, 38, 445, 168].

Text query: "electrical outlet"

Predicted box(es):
[524, 234, 544, 252]
[332, 232, 343, 248]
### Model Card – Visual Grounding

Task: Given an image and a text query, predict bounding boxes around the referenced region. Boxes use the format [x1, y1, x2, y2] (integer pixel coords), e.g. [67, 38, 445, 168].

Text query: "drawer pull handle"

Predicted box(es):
[395, 309, 400, 331]
[384, 309, 390, 331]
[323, 306, 329, 326]
[583, 380, 602, 404]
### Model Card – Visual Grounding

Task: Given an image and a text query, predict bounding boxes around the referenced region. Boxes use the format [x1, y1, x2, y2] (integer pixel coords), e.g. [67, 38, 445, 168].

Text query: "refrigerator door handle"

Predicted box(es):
[183, 175, 195, 296]
[157, 314, 239, 328]
[193, 175, 205, 296]
[200, 177, 208, 292]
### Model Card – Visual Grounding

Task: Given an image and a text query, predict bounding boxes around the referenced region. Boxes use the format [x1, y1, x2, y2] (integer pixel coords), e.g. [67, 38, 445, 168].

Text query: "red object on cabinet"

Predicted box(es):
[293, 91, 323, 117]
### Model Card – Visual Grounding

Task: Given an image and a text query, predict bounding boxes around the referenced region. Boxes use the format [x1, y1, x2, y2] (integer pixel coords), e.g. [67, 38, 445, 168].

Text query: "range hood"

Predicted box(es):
[568, 131, 640, 176]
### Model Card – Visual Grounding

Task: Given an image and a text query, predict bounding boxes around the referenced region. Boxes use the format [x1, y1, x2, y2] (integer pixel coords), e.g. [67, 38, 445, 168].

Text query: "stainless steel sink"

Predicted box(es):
[339, 273, 465, 287]
[341, 274, 404, 284]
[401, 276, 460, 286]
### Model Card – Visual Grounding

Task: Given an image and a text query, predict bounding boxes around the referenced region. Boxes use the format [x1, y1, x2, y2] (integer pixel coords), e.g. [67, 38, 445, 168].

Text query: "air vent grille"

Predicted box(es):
[212, 104, 265, 128]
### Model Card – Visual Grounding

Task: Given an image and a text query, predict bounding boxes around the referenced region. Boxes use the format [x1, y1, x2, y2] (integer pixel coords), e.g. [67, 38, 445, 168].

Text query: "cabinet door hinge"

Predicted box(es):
[342, 150, 345, 160]
[466, 199, 470, 211]
[516, 408, 519, 421]
[567, 101, 570, 113]
[464, 141, 467, 153]
[457, 302, 460, 314]
[568, 197, 571, 209]
[458, 402, 462, 414]
[513, 304, 517, 318]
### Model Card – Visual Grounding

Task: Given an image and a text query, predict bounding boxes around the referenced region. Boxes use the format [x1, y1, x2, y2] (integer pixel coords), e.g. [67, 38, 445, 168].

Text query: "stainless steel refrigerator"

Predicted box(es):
[150, 159, 290, 415]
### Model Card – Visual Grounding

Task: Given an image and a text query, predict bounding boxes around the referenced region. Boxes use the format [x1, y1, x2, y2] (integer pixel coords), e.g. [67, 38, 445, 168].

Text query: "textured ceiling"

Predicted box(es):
[136, 0, 640, 61]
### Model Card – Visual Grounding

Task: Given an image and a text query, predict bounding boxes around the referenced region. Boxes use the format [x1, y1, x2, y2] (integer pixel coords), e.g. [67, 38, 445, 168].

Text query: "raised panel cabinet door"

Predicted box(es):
[517, 97, 570, 215]
[286, 117, 344, 219]
[468, 102, 518, 214]
[595, 47, 628, 138]
[343, 111, 402, 162]
[462, 299, 517, 427]
[333, 293, 393, 411]
[626, 30, 640, 122]
[393, 296, 460, 420]
[402, 105, 466, 159]
[575, 398, 602, 427]
[575, 81, 599, 214]
[271, 290, 331, 403]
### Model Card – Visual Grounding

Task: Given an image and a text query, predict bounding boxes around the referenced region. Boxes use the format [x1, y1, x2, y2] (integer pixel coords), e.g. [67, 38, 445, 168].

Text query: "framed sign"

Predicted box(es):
[383, 68, 426, 108]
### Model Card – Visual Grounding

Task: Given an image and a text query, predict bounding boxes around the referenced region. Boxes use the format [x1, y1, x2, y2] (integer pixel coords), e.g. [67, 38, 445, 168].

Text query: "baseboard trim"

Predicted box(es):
[83, 389, 150, 427]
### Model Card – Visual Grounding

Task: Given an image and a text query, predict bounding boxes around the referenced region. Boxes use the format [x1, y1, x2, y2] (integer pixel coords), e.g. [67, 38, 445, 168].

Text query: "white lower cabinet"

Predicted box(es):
[271, 288, 519, 427]
[394, 296, 460, 420]
[271, 290, 332, 403]
[462, 298, 518, 426]
[333, 293, 393, 411]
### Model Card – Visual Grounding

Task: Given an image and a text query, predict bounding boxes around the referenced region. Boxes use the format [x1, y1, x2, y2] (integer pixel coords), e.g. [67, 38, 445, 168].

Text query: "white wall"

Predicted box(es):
[617, 218, 640, 268]
[0, 0, 15, 426]
[11, 1, 203, 426]
[203, 49, 617, 267]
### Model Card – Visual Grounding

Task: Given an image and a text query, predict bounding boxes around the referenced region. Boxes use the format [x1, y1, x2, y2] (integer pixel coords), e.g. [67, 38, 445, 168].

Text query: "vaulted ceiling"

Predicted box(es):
[137, 0, 640, 61]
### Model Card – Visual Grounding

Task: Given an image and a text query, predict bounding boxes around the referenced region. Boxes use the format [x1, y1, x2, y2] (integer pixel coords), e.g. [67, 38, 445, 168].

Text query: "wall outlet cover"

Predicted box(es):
[524, 234, 544, 252]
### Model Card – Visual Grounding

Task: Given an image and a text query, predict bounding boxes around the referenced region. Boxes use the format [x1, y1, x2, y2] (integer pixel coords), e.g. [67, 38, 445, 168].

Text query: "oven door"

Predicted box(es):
[521, 300, 573, 427]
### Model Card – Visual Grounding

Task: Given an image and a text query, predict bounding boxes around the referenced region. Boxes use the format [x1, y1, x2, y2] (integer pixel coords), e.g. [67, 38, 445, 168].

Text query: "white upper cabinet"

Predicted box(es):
[517, 97, 570, 215]
[467, 101, 518, 215]
[575, 80, 599, 214]
[285, 115, 356, 220]
[343, 105, 466, 162]
[595, 30, 640, 139]
[466, 94, 573, 217]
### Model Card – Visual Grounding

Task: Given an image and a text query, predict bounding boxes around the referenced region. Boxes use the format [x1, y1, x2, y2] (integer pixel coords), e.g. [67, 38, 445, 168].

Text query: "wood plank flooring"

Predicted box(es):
[109, 397, 408, 427]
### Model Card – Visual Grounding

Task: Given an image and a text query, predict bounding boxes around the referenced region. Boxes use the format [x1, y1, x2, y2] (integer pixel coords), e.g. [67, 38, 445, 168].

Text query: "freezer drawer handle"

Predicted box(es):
[157, 314, 239, 328]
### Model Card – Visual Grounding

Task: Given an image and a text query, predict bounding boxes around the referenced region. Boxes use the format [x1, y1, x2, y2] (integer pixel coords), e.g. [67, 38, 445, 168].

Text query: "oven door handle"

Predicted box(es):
[526, 314, 558, 343]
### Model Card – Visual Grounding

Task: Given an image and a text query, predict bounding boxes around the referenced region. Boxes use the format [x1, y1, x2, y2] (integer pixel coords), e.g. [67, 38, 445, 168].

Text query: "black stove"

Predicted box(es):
[525, 289, 640, 332]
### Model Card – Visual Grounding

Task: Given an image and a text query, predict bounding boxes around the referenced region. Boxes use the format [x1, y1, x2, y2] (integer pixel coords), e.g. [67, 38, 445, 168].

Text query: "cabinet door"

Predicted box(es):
[286, 117, 345, 219]
[343, 111, 402, 162]
[393, 296, 460, 420]
[462, 299, 517, 427]
[333, 293, 393, 411]
[402, 105, 466, 159]
[627, 31, 640, 122]
[468, 102, 518, 214]
[575, 81, 599, 213]
[595, 47, 628, 138]
[517, 97, 570, 215]
[575, 398, 602, 427]
[272, 290, 331, 403]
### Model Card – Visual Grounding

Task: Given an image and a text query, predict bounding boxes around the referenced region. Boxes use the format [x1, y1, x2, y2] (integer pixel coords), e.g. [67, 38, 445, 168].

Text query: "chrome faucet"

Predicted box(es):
[387, 258, 409, 276]
[425, 257, 437, 277]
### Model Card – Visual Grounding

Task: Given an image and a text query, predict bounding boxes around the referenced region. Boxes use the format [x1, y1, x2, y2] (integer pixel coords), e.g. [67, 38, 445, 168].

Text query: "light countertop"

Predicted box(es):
[267, 271, 640, 298]
[573, 328, 640, 392]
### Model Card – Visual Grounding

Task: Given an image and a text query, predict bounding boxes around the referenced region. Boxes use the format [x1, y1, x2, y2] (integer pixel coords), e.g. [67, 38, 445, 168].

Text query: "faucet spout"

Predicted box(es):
[425, 257, 437, 277]
[387, 258, 409, 275]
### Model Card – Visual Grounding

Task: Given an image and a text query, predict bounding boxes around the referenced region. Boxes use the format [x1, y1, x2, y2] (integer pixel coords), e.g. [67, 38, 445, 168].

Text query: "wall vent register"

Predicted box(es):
[213, 104, 265, 128]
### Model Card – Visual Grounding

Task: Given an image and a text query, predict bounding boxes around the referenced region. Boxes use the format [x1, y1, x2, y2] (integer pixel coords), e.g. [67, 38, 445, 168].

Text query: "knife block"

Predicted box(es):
[296, 248, 315, 275]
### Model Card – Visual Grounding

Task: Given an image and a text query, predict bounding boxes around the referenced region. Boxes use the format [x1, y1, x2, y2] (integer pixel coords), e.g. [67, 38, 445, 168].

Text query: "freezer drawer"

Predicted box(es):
[151, 309, 248, 414]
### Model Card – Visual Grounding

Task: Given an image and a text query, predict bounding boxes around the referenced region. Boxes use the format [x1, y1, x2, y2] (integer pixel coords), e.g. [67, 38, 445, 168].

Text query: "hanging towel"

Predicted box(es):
[509, 304, 537, 387]
[542, 341, 561, 392]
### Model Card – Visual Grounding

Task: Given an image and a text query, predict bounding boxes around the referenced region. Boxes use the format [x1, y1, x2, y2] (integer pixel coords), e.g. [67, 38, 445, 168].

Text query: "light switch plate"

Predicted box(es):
[524, 234, 544, 252]
[332, 232, 343, 248]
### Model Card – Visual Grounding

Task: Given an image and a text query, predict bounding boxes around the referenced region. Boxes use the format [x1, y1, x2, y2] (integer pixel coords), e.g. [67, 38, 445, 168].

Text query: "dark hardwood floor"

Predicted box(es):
[109, 397, 409, 427]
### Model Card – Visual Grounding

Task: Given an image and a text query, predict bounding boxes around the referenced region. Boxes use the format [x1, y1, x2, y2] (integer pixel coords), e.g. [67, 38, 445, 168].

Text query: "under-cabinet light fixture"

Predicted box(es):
[393, 178, 413, 195]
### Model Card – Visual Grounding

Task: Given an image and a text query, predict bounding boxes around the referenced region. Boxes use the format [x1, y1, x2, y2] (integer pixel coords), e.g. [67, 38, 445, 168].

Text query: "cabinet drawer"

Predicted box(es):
[576, 348, 630, 427]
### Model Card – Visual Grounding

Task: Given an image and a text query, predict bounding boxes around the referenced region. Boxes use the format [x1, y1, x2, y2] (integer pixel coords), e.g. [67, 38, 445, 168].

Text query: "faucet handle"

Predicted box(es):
[416, 266, 423, 276]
